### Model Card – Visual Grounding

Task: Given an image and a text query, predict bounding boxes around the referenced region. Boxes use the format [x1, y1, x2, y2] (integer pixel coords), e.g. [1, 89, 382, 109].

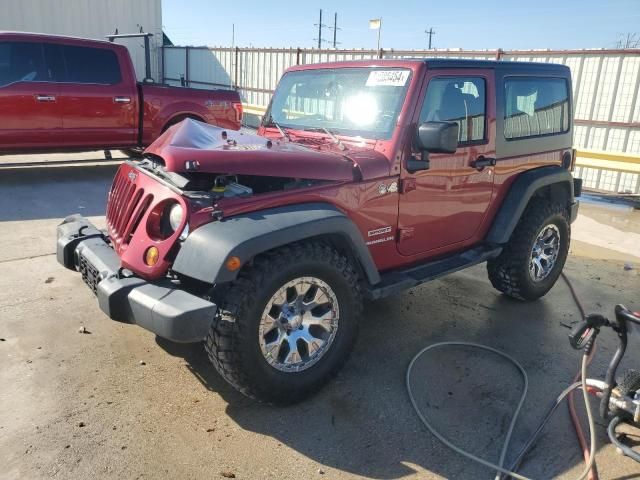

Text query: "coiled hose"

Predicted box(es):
[406, 343, 596, 480]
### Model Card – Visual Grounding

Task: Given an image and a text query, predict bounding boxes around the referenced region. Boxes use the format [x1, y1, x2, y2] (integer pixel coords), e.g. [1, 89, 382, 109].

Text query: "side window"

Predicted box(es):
[419, 76, 486, 144]
[504, 77, 569, 139]
[62, 45, 121, 85]
[0, 41, 47, 86]
[43, 43, 66, 82]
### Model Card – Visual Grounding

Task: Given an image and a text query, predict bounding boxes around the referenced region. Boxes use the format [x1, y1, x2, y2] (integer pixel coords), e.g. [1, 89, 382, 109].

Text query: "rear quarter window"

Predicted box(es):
[504, 77, 569, 140]
[62, 45, 121, 85]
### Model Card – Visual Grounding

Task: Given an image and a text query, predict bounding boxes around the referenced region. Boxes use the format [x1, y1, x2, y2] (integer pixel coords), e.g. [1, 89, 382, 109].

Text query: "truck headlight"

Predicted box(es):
[148, 200, 188, 241]
[168, 204, 183, 231]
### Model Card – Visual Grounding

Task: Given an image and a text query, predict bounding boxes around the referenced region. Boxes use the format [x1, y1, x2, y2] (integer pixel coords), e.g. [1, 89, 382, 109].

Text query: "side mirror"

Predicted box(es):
[416, 121, 459, 154]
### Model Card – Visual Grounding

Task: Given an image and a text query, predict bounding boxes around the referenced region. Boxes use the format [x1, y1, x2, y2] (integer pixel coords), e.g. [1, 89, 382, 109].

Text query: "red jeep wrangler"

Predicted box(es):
[58, 59, 580, 403]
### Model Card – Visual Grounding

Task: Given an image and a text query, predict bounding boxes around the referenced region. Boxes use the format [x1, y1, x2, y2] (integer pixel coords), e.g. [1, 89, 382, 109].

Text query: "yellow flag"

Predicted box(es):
[369, 19, 381, 30]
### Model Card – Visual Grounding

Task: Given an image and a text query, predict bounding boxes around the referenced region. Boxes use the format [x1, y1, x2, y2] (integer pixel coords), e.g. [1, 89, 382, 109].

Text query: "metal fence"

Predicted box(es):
[163, 46, 640, 193]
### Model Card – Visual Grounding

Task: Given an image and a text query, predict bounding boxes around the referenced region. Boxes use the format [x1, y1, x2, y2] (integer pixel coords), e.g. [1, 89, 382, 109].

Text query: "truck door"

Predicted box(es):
[397, 69, 496, 256]
[57, 44, 137, 148]
[0, 41, 62, 151]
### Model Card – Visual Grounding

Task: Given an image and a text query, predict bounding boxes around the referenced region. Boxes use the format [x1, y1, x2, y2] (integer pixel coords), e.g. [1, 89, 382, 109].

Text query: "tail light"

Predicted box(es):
[232, 101, 243, 124]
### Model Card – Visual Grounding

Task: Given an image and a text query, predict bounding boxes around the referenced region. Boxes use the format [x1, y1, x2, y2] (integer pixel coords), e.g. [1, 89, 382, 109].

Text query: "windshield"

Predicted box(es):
[264, 67, 412, 140]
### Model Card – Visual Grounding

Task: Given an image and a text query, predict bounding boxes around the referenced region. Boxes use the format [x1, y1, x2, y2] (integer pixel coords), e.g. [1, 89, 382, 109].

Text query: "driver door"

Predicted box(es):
[0, 40, 62, 151]
[397, 69, 496, 256]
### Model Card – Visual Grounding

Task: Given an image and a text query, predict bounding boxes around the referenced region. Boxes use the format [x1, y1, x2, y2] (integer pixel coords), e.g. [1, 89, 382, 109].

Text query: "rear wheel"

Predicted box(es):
[487, 199, 570, 301]
[205, 242, 362, 404]
[162, 115, 203, 133]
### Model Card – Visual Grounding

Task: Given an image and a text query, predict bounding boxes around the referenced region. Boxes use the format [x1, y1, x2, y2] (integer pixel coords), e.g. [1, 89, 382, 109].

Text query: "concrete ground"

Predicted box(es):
[1, 157, 640, 480]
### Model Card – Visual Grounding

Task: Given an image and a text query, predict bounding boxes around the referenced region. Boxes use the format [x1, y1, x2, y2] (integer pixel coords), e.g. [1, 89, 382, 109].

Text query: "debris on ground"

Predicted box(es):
[318, 468, 326, 474]
[77, 422, 85, 428]
[139, 361, 146, 366]
[220, 471, 236, 478]
[78, 326, 90, 334]
[44, 277, 54, 284]
[624, 263, 634, 271]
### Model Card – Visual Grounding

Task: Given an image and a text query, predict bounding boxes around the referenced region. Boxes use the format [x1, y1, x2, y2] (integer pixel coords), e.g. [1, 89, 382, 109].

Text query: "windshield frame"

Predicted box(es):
[262, 66, 413, 141]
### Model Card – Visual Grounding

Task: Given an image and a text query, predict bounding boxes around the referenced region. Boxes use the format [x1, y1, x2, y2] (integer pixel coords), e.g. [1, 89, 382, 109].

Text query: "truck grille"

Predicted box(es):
[106, 167, 151, 249]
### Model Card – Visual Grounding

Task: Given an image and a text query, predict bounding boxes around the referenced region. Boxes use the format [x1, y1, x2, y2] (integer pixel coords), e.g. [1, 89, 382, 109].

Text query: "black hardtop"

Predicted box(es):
[423, 58, 570, 76]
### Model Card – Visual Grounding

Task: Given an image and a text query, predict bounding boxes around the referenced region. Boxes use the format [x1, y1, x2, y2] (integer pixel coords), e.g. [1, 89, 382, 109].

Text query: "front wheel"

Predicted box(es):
[487, 199, 570, 301]
[205, 242, 362, 404]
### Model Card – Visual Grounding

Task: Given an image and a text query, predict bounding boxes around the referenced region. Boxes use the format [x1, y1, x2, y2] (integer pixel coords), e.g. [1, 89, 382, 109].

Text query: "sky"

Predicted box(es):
[162, 0, 640, 51]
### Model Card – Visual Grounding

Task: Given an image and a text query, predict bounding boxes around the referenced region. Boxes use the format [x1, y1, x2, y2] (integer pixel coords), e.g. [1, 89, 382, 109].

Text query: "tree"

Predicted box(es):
[615, 33, 640, 49]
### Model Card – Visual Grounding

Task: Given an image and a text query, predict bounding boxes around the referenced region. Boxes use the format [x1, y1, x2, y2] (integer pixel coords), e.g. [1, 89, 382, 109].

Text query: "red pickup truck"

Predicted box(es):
[0, 32, 242, 154]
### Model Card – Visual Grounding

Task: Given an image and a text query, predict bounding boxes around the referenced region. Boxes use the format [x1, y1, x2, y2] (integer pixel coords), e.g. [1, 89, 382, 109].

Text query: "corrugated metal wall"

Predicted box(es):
[0, 0, 163, 81]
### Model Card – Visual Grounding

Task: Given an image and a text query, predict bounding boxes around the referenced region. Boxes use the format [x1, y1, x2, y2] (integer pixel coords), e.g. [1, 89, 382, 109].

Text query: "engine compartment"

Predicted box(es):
[188, 173, 323, 198]
[137, 158, 327, 199]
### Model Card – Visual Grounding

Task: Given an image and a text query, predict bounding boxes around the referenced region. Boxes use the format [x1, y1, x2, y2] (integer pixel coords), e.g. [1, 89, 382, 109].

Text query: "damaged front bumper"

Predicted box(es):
[56, 215, 217, 343]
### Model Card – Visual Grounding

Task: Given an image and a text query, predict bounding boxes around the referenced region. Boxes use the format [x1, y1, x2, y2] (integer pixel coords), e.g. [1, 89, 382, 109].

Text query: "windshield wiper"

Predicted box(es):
[305, 127, 347, 151]
[264, 116, 291, 142]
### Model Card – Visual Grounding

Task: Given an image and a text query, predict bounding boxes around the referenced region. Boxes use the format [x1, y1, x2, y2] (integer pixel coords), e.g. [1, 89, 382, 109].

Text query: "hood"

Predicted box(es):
[144, 119, 390, 181]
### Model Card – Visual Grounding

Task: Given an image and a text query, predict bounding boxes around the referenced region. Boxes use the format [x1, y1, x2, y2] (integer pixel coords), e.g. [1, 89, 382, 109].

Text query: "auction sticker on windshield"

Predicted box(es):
[366, 70, 410, 87]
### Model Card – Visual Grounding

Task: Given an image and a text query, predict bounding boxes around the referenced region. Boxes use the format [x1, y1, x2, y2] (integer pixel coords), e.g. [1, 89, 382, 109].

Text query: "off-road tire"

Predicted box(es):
[487, 199, 570, 301]
[204, 242, 363, 404]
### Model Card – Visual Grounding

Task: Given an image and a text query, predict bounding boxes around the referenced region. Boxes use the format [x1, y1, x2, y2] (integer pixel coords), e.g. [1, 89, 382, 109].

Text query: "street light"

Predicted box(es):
[369, 18, 382, 51]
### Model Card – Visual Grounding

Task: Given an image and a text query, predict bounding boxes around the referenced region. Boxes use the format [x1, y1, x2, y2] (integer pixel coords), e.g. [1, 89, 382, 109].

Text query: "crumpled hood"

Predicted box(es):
[144, 119, 390, 181]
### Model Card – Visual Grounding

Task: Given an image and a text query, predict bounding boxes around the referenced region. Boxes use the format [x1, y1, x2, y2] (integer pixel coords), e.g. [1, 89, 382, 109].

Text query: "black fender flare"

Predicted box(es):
[172, 202, 381, 285]
[486, 166, 576, 245]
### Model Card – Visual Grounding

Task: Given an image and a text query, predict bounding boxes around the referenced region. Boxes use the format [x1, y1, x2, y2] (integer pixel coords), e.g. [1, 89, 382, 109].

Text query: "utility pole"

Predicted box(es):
[328, 12, 341, 48]
[318, 9, 322, 48]
[314, 9, 327, 48]
[425, 27, 435, 50]
[231, 23, 235, 47]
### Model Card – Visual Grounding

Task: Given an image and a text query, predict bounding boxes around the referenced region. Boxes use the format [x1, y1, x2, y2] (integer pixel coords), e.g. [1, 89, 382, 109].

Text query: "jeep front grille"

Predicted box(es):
[106, 168, 152, 248]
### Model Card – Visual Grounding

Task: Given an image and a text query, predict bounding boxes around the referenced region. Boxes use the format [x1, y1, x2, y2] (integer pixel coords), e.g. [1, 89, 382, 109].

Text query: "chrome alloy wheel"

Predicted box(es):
[529, 224, 561, 282]
[258, 277, 340, 372]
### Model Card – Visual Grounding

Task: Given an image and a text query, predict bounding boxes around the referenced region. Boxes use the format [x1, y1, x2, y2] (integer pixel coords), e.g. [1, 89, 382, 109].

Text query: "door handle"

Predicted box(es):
[114, 96, 131, 104]
[35, 95, 56, 102]
[470, 156, 496, 170]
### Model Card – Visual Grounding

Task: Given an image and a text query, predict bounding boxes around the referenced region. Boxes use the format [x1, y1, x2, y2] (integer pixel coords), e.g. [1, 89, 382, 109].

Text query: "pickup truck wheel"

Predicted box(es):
[204, 242, 362, 404]
[487, 200, 570, 301]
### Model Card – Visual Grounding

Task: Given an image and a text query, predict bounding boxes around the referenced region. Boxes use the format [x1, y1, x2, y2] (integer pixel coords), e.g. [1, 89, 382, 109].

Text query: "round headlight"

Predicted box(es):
[168, 204, 183, 231]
